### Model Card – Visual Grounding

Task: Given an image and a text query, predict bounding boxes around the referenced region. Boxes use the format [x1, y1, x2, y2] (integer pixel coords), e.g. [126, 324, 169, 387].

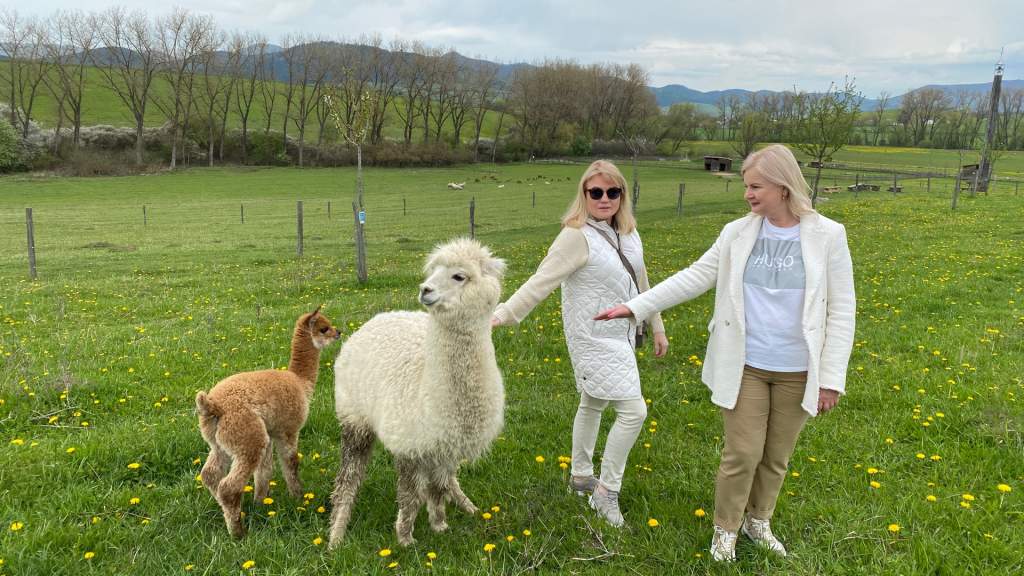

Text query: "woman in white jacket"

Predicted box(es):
[492, 160, 668, 527]
[597, 144, 855, 561]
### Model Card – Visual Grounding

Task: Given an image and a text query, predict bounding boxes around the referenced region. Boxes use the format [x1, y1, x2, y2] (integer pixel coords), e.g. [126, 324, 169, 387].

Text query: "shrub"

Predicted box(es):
[0, 118, 23, 172]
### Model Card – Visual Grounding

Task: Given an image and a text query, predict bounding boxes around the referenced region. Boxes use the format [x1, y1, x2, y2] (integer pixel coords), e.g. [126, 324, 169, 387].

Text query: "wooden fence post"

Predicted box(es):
[403, 198, 406, 216]
[143, 205, 147, 226]
[241, 203, 245, 224]
[532, 190, 536, 208]
[952, 174, 962, 210]
[892, 172, 897, 197]
[26, 208, 36, 280]
[328, 201, 331, 220]
[469, 197, 476, 239]
[353, 202, 367, 283]
[927, 176, 931, 194]
[677, 183, 685, 216]
[297, 201, 304, 256]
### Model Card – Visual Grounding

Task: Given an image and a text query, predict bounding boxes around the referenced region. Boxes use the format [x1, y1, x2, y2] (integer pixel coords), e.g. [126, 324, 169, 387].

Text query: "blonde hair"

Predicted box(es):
[561, 159, 637, 234]
[741, 144, 815, 217]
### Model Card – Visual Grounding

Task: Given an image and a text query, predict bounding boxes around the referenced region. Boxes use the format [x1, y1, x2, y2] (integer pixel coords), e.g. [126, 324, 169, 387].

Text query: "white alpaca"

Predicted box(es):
[447, 181, 465, 190]
[328, 238, 506, 548]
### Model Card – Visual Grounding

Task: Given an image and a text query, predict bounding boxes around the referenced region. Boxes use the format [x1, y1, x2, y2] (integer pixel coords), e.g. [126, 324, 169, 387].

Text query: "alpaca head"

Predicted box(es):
[299, 305, 341, 349]
[419, 238, 505, 321]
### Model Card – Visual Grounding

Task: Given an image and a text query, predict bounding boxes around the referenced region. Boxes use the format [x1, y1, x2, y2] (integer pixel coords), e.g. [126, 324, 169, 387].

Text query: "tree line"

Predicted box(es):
[2, 6, 1020, 172]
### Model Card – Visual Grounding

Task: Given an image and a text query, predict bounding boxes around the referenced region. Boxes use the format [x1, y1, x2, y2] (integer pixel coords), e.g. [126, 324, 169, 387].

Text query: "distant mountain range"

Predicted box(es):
[652, 80, 1024, 111]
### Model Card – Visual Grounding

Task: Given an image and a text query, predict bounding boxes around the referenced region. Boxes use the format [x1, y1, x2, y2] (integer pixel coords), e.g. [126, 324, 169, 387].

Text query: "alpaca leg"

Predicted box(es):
[214, 412, 267, 538]
[216, 452, 261, 538]
[274, 432, 303, 498]
[253, 444, 274, 501]
[327, 425, 375, 549]
[447, 473, 478, 515]
[394, 458, 425, 546]
[425, 469, 450, 533]
[200, 447, 229, 499]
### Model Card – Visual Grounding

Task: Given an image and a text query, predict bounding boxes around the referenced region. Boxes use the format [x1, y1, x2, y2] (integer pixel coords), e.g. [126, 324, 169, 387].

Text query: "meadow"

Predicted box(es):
[0, 154, 1022, 575]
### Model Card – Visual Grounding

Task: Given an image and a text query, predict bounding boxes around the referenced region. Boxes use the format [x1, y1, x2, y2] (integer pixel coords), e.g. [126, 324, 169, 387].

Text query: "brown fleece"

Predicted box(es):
[196, 307, 339, 538]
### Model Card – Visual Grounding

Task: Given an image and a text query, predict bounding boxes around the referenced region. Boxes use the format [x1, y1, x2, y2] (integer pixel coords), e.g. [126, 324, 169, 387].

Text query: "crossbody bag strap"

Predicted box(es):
[586, 223, 640, 292]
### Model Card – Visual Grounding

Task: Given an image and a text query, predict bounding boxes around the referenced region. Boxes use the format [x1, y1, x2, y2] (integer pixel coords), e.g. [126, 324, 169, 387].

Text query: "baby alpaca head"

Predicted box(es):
[419, 238, 505, 320]
[299, 305, 341, 349]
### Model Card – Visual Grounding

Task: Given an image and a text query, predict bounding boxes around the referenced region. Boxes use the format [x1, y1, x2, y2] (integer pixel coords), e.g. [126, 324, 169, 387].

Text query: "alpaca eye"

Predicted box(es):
[452, 274, 467, 282]
[319, 327, 329, 333]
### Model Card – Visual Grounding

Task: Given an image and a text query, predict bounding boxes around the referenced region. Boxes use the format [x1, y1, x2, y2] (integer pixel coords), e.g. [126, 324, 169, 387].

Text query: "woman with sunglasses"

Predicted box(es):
[492, 159, 668, 527]
[595, 144, 855, 561]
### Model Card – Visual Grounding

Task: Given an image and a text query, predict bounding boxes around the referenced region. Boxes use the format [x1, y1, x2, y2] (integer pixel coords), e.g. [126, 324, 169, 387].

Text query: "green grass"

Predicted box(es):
[0, 156, 1022, 574]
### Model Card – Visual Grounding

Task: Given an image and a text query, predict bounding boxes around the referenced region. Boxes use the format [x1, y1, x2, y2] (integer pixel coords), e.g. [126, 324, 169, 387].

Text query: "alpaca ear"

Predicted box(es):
[482, 256, 506, 279]
[311, 304, 322, 318]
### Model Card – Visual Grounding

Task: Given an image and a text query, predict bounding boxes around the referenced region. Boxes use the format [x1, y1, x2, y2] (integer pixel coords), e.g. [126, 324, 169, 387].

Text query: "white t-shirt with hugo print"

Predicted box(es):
[742, 219, 809, 372]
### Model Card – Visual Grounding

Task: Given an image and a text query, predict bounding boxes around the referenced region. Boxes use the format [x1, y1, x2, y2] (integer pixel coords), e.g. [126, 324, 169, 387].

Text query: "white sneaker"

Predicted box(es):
[588, 485, 624, 527]
[710, 525, 737, 562]
[742, 515, 787, 556]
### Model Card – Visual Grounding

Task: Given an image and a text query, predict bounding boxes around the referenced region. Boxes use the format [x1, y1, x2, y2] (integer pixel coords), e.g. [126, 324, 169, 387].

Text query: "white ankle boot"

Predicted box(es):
[741, 514, 787, 556]
[710, 525, 737, 562]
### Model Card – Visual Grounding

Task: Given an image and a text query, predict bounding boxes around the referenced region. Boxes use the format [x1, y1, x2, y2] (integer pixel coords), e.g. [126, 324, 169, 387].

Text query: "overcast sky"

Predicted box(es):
[12, 0, 1024, 96]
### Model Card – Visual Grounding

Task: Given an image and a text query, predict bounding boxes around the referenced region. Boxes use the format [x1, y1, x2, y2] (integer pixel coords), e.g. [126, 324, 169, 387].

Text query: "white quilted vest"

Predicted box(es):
[561, 220, 644, 400]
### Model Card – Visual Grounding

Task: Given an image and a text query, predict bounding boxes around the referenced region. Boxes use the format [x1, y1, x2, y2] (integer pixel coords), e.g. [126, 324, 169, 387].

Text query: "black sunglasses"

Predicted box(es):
[587, 186, 623, 200]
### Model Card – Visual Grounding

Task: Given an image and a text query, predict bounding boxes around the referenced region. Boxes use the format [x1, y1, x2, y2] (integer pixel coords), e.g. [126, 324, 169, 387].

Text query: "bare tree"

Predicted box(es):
[469, 60, 499, 160]
[428, 51, 458, 143]
[91, 6, 162, 165]
[792, 78, 862, 203]
[1, 11, 50, 138]
[278, 33, 301, 147]
[197, 29, 231, 166]
[870, 91, 890, 145]
[367, 36, 402, 144]
[154, 8, 214, 169]
[256, 39, 279, 134]
[231, 32, 265, 163]
[289, 39, 330, 166]
[45, 10, 97, 148]
[393, 41, 428, 145]
[899, 87, 949, 146]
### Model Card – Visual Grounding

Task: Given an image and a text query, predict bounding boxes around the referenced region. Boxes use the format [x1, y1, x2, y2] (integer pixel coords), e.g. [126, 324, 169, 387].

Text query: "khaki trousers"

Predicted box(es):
[714, 365, 809, 531]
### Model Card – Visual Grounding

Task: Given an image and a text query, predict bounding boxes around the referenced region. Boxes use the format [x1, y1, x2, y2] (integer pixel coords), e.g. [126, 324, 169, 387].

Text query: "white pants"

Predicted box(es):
[571, 391, 648, 492]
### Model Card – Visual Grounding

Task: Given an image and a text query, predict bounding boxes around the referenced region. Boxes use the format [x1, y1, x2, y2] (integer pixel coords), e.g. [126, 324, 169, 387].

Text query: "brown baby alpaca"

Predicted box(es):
[196, 306, 340, 538]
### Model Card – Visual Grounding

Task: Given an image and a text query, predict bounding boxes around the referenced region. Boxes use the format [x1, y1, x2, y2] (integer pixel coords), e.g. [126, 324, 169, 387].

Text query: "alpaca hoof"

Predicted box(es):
[228, 523, 246, 539]
[430, 521, 449, 533]
[397, 532, 417, 547]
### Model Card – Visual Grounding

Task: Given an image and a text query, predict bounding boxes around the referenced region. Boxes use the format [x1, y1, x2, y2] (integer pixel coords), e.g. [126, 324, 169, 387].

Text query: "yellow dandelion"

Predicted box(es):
[304, 492, 315, 500]
[870, 481, 881, 489]
[184, 564, 194, 571]
[127, 462, 141, 470]
[10, 521, 24, 532]
[129, 497, 140, 505]
[262, 497, 273, 505]
[427, 552, 437, 560]
[387, 561, 398, 568]
[522, 529, 532, 536]
[83, 551, 95, 560]
[241, 560, 255, 570]
[481, 512, 492, 520]
[962, 494, 975, 501]
[10, 438, 24, 446]
[960, 501, 971, 509]
[930, 454, 942, 461]
[243, 485, 253, 493]
[483, 543, 496, 553]
[316, 506, 326, 513]
[506, 535, 515, 542]
[647, 518, 660, 527]
[694, 508, 706, 518]
[535, 455, 545, 463]
[887, 523, 900, 533]
[66, 447, 76, 454]
[791, 471, 800, 478]
[867, 467, 879, 475]
[312, 537, 323, 546]
[915, 453, 926, 459]
[926, 495, 937, 502]
[490, 506, 500, 513]
[379, 548, 392, 558]
[997, 484, 1012, 493]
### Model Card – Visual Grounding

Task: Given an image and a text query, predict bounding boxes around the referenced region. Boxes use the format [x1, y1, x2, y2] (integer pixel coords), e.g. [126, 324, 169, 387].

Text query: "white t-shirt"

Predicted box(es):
[742, 219, 808, 372]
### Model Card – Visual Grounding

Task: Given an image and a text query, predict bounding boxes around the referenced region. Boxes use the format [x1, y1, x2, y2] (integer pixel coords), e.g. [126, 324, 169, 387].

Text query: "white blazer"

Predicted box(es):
[627, 212, 856, 416]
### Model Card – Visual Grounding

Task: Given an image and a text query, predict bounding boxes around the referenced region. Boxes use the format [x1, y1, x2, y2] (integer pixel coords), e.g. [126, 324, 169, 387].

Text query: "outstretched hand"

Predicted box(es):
[490, 317, 501, 328]
[594, 304, 634, 321]
[653, 333, 669, 357]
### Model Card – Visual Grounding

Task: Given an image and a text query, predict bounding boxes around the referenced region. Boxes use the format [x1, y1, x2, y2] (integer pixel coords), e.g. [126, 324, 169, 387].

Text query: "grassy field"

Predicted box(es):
[0, 156, 1022, 575]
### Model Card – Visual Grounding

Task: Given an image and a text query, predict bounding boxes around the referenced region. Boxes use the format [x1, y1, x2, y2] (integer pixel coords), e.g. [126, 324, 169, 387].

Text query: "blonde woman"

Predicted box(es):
[597, 144, 855, 560]
[492, 159, 668, 527]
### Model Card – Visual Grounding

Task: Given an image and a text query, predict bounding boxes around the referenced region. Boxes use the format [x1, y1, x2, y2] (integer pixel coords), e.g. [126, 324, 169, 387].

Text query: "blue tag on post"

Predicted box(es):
[358, 210, 366, 224]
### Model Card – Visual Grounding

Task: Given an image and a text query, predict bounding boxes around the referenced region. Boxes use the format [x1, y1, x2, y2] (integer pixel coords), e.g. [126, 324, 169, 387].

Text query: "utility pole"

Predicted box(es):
[978, 54, 1004, 193]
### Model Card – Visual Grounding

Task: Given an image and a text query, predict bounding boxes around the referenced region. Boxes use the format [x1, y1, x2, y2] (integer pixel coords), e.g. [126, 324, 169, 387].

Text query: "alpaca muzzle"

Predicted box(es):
[419, 285, 440, 307]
